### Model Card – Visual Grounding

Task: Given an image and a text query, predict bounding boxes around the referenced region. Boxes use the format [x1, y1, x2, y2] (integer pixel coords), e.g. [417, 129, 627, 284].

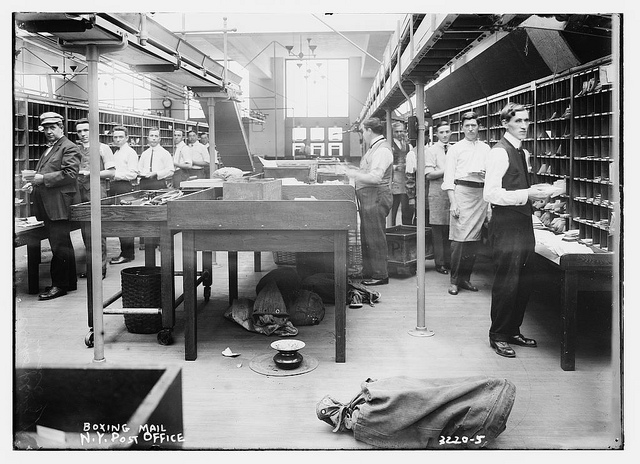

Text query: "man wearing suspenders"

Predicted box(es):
[346, 117, 394, 286]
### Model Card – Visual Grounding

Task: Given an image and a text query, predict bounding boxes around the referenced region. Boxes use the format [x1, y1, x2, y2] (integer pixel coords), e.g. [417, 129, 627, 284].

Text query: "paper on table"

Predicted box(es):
[258, 156, 278, 168]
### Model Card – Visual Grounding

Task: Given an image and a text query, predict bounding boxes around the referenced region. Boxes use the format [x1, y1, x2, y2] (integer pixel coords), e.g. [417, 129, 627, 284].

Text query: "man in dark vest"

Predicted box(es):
[483, 103, 549, 357]
[390, 121, 414, 225]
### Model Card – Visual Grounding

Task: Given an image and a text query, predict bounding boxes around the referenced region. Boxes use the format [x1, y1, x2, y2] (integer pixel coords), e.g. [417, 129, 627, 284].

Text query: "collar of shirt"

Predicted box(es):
[504, 132, 522, 150]
[370, 135, 385, 147]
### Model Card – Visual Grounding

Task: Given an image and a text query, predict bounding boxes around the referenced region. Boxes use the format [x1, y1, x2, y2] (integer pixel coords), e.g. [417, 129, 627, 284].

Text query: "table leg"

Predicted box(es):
[334, 232, 347, 363]
[202, 251, 212, 302]
[228, 251, 238, 305]
[561, 270, 578, 371]
[160, 228, 174, 329]
[26, 239, 41, 294]
[83, 223, 94, 328]
[183, 230, 197, 361]
[254, 252, 262, 272]
[144, 236, 156, 267]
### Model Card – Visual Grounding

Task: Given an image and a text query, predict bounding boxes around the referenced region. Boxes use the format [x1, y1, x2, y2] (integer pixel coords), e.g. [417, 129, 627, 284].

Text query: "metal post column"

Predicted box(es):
[206, 97, 217, 173]
[86, 44, 106, 362]
[409, 80, 434, 337]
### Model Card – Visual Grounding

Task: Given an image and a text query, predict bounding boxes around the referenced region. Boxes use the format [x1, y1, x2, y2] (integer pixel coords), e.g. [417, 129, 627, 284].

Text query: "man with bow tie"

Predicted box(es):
[484, 102, 549, 358]
[25, 112, 81, 300]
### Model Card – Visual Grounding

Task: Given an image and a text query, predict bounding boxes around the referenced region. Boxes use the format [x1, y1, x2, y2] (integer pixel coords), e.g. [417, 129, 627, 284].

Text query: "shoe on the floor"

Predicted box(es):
[110, 256, 132, 265]
[459, 281, 478, 292]
[362, 277, 388, 286]
[435, 265, 449, 275]
[38, 286, 67, 301]
[316, 393, 365, 432]
[490, 339, 516, 358]
[448, 284, 459, 295]
[508, 334, 537, 347]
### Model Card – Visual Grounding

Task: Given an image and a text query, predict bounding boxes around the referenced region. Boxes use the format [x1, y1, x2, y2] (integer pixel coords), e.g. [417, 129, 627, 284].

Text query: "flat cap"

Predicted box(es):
[40, 112, 64, 125]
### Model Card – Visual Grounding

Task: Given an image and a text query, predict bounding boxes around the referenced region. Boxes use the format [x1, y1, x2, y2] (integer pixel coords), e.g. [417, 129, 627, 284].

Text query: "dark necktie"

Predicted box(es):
[444, 144, 448, 154]
[150, 148, 155, 171]
[518, 148, 531, 187]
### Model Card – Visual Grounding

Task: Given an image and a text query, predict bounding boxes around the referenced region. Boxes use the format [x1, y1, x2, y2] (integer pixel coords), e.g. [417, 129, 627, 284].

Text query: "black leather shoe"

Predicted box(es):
[79, 273, 87, 278]
[490, 339, 516, 358]
[435, 265, 449, 275]
[508, 334, 537, 347]
[110, 256, 132, 265]
[448, 284, 459, 295]
[362, 277, 388, 286]
[47, 284, 76, 292]
[459, 281, 478, 292]
[39, 286, 67, 301]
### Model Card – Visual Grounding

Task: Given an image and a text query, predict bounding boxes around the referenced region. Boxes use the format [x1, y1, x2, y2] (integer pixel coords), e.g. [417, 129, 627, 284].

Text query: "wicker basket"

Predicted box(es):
[273, 251, 297, 265]
[121, 266, 163, 334]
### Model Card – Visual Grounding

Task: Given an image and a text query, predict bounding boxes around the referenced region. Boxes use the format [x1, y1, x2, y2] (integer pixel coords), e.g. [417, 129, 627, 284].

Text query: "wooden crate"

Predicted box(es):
[222, 178, 282, 200]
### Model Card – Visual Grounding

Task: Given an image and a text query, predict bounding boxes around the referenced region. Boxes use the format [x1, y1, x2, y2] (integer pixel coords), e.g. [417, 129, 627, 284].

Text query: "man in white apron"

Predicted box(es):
[390, 121, 414, 225]
[425, 120, 453, 274]
[346, 117, 393, 286]
[442, 111, 491, 295]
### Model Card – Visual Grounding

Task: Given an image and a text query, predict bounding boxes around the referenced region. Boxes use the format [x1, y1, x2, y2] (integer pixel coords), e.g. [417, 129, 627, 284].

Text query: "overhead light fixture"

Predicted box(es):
[286, 37, 318, 62]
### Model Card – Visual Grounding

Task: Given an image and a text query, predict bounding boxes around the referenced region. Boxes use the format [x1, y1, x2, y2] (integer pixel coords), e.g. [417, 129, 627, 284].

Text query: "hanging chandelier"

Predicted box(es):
[286, 37, 317, 65]
[285, 37, 325, 82]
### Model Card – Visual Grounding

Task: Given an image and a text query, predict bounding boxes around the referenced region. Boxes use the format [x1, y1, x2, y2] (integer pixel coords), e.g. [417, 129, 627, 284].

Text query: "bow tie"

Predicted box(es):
[46, 141, 55, 148]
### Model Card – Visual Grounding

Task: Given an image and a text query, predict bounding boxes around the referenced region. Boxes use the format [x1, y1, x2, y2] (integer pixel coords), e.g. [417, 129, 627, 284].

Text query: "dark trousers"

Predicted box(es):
[431, 224, 451, 268]
[108, 180, 135, 260]
[77, 186, 107, 273]
[391, 193, 414, 226]
[32, 187, 77, 289]
[488, 208, 535, 341]
[45, 219, 77, 289]
[356, 186, 393, 280]
[450, 240, 478, 285]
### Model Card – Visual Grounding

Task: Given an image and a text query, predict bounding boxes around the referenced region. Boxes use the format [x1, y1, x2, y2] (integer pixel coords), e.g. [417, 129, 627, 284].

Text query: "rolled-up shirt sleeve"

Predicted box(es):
[483, 147, 529, 205]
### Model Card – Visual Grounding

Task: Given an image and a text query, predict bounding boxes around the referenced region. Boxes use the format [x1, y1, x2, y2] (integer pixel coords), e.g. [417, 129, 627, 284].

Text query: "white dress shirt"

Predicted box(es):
[113, 143, 139, 181]
[425, 141, 448, 176]
[441, 138, 491, 191]
[483, 132, 530, 206]
[188, 141, 210, 166]
[173, 141, 192, 168]
[138, 144, 175, 181]
[357, 135, 393, 187]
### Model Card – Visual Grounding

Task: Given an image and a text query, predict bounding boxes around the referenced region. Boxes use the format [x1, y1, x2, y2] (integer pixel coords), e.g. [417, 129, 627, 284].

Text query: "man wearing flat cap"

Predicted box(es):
[25, 112, 82, 300]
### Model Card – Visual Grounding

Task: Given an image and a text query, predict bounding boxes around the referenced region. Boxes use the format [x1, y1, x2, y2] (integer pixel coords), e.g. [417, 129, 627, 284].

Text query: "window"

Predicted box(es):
[286, 59, 348, 118]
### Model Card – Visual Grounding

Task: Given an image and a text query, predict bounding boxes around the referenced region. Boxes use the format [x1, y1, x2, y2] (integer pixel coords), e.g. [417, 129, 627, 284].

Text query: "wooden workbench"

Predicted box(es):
[70, 190, 197, 345]
[14, 218, 81, 294]
[167, 186, 357, 362]
[534, 239, 614, 371]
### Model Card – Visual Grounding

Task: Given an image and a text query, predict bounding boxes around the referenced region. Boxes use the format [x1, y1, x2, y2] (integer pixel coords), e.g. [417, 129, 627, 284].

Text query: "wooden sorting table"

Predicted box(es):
[70, 190, 208, 346]
[535, 240, 614, 371]
[167, 184, 357, 362]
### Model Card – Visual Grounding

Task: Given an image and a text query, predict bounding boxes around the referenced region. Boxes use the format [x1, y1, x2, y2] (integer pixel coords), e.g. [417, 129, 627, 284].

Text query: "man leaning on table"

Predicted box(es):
[24, 112, 81, 300]
[483, 102, 550, 358]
